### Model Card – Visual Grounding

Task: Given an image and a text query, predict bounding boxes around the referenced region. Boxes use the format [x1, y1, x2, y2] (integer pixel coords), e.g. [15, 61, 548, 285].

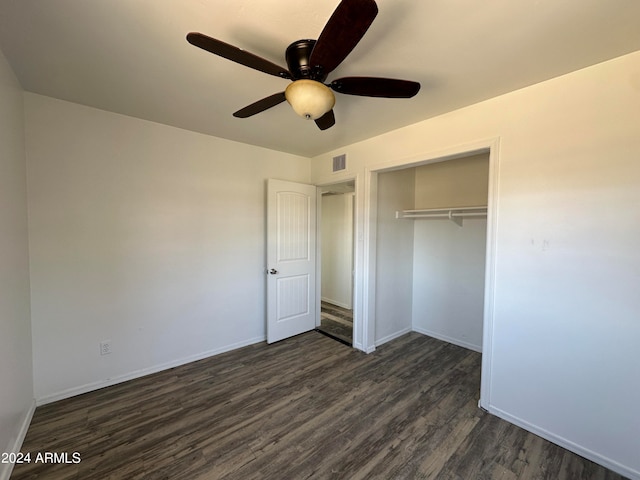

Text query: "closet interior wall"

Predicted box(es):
[375, 153, 489, 350]
[375, 168, 416, 345]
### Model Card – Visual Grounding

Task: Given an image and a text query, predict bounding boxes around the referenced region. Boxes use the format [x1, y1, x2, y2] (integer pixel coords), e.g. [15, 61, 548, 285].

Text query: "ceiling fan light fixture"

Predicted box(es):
[285, 79, 335, 120]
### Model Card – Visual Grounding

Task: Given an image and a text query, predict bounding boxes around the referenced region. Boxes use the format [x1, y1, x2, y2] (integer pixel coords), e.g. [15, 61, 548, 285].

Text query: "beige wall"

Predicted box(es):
[414, 153, 489, 208]
[375, 168, 415, 344]
[0, 48, 33, 478]
[311, 51, 640, 478]
[25, 93, 310, 403]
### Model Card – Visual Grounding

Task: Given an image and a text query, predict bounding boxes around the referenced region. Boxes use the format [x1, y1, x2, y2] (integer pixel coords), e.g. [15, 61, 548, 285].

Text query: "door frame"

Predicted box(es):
[360, 137, 501, 408]
[315, 177, 361, 347]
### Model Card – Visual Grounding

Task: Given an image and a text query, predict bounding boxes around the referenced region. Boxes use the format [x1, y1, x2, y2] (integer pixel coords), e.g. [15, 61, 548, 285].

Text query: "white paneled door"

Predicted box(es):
[266, 179, 317, 343]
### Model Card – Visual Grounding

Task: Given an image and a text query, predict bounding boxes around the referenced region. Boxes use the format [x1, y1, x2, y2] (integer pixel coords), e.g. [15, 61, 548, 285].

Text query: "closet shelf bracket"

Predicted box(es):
[395, 206, 487, 226]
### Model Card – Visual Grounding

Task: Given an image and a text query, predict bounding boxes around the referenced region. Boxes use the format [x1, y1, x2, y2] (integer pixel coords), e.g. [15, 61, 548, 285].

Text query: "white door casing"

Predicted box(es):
[266, 179, 317, 343]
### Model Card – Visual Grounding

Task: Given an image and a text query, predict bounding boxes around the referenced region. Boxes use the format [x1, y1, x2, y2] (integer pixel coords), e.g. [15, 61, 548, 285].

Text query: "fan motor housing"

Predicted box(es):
[286, 39, 327, 81]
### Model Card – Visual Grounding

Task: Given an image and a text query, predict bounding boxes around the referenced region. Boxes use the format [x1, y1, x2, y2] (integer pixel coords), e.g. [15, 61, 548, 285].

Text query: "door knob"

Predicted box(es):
[269, 268, 278, 275]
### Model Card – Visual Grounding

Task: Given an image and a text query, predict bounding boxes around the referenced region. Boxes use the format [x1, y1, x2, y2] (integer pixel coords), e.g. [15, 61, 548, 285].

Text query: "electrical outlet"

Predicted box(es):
[100, 341, 112, 356]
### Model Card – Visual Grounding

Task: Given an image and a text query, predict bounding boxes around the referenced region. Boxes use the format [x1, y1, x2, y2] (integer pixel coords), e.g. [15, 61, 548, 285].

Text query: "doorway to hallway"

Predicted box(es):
[317, 181, 355, 346]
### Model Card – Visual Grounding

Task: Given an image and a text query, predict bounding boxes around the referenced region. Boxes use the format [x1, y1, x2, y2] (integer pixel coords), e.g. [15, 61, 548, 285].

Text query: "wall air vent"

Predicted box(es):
[332, 154, 346, 172]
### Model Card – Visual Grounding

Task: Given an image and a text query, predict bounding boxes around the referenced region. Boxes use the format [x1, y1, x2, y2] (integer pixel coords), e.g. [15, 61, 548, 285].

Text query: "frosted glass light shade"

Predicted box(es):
[285, 80, 336, 120]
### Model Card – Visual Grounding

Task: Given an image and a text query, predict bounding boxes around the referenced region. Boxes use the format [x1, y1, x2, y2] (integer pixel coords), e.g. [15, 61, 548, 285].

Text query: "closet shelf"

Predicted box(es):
[396, 206, 487, 226]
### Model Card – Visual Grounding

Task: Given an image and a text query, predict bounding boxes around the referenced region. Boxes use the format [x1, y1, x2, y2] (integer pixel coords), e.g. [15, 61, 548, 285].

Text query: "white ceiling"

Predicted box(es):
[1, 0, 639, 157]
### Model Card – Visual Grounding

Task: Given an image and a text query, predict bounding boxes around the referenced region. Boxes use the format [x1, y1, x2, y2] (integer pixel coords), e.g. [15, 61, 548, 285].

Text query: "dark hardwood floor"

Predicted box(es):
[11, 332, 625, 479]
[318, 301, 353, 345]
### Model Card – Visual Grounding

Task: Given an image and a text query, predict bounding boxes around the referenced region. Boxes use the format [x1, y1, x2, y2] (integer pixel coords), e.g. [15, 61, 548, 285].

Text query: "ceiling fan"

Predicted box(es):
[186, 0, 420, 131]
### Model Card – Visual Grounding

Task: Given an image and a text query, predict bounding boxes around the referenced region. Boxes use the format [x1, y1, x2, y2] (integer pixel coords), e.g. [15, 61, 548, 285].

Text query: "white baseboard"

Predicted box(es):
[36, 336, 266, 406]
[352, 340, 375, 354]
[412, 326, 482, 353]
[375, 327, 412, 347]
[0, 399, 36, 480]
[488, 405, 639, 480]
[321, 297, 352, 310]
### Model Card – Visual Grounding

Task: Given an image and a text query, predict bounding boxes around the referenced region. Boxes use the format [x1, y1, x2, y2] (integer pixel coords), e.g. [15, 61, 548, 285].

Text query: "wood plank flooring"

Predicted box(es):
[11, 332, 626, 479]
[318, 301, 353, 345]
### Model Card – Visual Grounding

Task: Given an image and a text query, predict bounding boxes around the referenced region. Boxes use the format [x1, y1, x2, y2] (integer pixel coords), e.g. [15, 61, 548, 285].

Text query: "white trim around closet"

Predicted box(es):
[361, 136, 501, 410]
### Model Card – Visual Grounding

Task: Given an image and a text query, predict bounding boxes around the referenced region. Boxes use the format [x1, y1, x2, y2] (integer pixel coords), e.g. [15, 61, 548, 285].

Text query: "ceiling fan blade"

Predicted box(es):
[315, 110, 336, 130]
[330, 77, 420, 98]
[187, 32, 292, 80]
[309, 0, 378, 77]
[233, 92, 287, 118]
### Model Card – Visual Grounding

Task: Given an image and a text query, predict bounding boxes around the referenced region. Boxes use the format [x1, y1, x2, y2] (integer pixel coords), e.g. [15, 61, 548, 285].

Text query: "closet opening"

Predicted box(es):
[316, 180, 355, 346]
[368, 148, 494, 399]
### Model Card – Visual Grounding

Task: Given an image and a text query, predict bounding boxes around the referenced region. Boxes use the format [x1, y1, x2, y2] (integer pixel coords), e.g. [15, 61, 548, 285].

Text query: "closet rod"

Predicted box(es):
[395, 205, 487, 226]
[402, 205, 487, 214]
[403, 212, 486, 219]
